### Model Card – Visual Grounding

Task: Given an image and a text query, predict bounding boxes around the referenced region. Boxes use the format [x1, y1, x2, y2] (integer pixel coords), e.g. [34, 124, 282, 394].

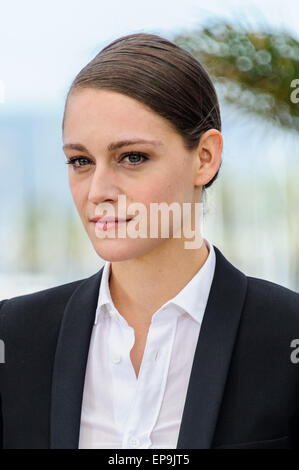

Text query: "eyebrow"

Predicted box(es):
[62, 139, 163, 153]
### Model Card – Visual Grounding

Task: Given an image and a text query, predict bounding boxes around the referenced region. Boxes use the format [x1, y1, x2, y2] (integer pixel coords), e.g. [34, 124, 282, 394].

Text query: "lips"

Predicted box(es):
[91, 216, 133, 232]
[91, 217, 132, 223]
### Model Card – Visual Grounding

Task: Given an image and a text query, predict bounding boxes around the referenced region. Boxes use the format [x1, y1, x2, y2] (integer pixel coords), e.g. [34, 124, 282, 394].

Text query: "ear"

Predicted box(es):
[193, 129, 223, 187]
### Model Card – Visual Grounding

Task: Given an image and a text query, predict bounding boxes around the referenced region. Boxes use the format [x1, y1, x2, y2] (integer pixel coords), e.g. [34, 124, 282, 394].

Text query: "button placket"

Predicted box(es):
[122, 323, 162, 448]
[110, 318, 138, 432]
[124, 316, 179, 447]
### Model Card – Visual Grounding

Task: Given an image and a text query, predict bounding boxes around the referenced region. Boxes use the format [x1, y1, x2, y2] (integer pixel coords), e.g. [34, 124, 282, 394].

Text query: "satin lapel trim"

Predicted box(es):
[50, 268, 104, 449]
[176, 246, 248, 449]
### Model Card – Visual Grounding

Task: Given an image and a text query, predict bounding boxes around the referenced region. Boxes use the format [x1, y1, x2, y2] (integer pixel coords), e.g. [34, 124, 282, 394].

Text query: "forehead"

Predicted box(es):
[63, 88, 176, 141]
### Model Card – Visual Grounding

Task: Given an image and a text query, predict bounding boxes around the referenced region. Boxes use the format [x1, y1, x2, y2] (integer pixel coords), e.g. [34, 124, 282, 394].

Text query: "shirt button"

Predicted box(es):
[129, 437, 140, 448]
[110, 309, 120, 321]
[111, 354, 121, 364]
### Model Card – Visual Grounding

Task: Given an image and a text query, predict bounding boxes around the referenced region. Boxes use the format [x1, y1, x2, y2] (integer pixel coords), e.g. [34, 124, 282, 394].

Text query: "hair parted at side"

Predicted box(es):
[63, 32, 222, 189]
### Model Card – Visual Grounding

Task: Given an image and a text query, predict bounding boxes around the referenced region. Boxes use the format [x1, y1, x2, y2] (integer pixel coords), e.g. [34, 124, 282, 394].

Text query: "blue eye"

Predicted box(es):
[65, 157, 91, 169]
[120, 152, 148, 166]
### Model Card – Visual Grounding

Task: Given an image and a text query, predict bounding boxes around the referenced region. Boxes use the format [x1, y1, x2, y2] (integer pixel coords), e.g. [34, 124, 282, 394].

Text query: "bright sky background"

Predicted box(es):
[0, 0, 299, 111]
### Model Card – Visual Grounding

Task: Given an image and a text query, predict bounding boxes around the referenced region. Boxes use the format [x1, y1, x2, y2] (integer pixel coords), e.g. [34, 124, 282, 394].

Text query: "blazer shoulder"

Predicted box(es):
[247, 275, 299, 301]
[245, 275, 299, 324]
[0, 270, 102, 326]
[0, 277, 84, 307]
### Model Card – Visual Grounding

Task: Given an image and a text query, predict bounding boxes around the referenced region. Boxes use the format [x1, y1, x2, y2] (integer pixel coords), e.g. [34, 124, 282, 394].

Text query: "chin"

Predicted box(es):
[91, 238, 161, 262]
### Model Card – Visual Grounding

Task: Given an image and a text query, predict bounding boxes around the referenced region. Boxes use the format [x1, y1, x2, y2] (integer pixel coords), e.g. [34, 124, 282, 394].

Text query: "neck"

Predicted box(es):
[109, 237, 209, 325]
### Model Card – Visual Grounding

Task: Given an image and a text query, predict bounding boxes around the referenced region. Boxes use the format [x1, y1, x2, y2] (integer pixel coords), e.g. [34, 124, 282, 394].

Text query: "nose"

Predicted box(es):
[88, 162, 121, 205]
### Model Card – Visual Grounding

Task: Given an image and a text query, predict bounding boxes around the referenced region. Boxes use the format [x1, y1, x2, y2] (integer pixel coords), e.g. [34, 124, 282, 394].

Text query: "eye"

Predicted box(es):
[120, 151, 149, 166]
[65, 157, 92, 170]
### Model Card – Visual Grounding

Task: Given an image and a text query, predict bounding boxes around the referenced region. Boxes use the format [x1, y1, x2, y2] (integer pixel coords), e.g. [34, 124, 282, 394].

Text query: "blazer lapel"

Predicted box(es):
[50, 268, 104, 449]
[176, 246, 248, 449]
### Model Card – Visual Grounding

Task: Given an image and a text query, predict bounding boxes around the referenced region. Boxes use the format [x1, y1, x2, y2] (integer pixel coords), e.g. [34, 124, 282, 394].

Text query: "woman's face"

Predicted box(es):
[63, 88, 214, 262]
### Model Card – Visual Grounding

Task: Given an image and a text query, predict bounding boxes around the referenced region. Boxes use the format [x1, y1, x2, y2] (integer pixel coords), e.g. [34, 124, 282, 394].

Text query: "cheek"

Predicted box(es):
[131, 177, 173, 205]
[69, 176, 88, 213]
[139, 169, 191, 205]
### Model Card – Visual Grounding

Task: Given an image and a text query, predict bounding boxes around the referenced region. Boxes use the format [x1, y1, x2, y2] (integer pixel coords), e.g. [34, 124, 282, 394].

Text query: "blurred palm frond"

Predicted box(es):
[174, 21, 299, 131]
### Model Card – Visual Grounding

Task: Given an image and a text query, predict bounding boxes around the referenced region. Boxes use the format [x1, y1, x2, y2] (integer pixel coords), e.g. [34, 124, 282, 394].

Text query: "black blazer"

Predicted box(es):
[1, 246, 299, 449]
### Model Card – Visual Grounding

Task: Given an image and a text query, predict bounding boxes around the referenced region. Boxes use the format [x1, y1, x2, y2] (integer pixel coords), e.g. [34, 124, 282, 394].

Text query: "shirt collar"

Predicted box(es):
[94, 238, 216, 326]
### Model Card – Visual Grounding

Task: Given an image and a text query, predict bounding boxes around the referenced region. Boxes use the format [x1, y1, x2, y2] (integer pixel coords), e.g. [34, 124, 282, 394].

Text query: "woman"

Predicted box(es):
[0, 33, 298, 449]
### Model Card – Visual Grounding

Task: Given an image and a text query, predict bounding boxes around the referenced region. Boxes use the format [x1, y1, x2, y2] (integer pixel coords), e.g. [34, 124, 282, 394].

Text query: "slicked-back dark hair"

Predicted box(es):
[63, 33, 222, 189]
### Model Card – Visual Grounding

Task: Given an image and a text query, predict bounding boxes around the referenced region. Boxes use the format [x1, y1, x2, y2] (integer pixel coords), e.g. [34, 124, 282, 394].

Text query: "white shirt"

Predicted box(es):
[78, 238, 216, 449]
